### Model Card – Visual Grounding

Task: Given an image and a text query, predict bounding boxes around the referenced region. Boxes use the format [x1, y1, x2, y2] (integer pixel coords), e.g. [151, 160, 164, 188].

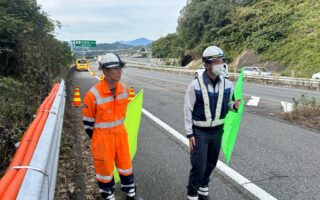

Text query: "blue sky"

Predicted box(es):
[37, 0, 187, 43]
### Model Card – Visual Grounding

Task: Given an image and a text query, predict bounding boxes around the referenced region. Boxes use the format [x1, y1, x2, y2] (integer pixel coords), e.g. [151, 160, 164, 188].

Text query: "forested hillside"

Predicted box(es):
[0, 0, 73, 175]
[152, 0, 320, 77]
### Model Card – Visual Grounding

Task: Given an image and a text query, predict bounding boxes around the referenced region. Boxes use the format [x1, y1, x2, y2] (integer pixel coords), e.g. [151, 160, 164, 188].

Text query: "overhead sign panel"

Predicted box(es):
[74, 40, 96, 47]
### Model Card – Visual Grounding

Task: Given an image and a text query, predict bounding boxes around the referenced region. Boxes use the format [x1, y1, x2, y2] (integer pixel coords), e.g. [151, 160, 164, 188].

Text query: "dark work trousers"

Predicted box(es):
[187, 125, 224, 196]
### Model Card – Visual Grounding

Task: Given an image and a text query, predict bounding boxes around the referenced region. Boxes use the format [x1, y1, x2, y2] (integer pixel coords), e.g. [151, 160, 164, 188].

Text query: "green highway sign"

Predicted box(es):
[74, 40, 96, 47]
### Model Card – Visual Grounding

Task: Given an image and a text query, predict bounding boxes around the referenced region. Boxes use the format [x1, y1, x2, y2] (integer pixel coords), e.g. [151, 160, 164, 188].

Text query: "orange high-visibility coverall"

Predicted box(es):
[82, 80, 135, 198]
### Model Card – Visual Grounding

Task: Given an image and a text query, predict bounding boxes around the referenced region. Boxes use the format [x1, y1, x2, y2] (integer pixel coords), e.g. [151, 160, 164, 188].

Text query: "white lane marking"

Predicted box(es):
[281, 102, 293, 113]
[247, 96, 260, 106]
[142, 108, 277, 200]
[91, 72, 277, 199]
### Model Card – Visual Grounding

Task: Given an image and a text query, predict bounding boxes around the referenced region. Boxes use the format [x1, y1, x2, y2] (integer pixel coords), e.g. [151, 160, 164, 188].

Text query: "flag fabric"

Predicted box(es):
[222, 70, 245, 165]
[114, 89, 144, 182]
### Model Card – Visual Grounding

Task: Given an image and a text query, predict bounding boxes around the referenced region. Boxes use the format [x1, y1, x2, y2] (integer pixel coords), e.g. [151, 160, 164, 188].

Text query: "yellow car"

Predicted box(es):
[76, 59, 89, 71]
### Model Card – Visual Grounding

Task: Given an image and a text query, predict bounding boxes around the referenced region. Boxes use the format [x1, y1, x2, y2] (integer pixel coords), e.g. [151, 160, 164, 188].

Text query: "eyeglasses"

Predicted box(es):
[213, 57, 225, 64]
[205, 57, 225, 64]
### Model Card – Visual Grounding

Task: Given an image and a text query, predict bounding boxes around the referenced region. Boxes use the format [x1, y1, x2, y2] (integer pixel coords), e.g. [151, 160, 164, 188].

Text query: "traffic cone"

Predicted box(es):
[72, 86, 82, 107]
[129, 87, 135, 101]
[100, 73, 105, 80]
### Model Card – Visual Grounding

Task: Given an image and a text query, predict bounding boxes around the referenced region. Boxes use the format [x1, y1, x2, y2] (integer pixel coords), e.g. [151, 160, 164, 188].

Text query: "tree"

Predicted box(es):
[0, 0, 74, 176]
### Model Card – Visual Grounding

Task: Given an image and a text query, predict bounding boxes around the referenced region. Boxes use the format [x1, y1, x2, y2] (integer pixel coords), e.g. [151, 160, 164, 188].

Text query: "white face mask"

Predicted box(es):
[211, 64, 225, 75]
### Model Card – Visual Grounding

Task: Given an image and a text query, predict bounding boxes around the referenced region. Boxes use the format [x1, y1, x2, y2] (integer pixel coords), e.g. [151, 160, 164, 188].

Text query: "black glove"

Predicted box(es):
[85, 130, 93, 139]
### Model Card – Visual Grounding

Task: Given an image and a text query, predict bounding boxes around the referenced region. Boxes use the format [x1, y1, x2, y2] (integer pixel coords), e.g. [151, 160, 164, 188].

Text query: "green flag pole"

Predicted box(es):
[222, 70, 245, 165]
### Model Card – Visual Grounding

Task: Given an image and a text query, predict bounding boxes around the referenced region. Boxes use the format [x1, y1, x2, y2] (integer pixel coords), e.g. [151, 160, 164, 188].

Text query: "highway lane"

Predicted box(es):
[72, 69, 250, 199]
[73, 63, 320, 199]
[120, 68, 320, 200]
[122, 67, 320, 103]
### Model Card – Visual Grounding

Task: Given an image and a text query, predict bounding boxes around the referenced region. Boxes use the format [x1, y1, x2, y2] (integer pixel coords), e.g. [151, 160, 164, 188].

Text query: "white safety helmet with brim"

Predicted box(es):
[202, 46, 229, 77]
[98, 53, 126, 70]
[202, 46, 225, 63]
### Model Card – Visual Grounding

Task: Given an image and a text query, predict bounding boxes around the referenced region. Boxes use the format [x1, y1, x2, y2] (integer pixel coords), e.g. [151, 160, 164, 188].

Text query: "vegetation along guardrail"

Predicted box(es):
[0, 80, 66, 200]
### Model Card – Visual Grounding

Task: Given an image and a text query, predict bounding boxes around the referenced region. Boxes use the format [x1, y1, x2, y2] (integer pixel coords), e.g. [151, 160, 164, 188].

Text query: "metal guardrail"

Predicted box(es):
[124, 57, 180, 66]
[17, 80, 66, 200]
[125, 60, 181, 68]
[230, 73, 320, 90]
[126, 61, 320, 90]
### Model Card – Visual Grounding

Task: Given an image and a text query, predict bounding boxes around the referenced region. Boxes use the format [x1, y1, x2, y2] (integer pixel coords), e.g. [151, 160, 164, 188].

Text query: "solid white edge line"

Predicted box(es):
[142, 108, 277, 200]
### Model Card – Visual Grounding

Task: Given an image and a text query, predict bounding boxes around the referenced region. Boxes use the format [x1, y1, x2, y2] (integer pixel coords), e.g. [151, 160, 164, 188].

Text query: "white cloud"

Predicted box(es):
[37, 0, 186, 43]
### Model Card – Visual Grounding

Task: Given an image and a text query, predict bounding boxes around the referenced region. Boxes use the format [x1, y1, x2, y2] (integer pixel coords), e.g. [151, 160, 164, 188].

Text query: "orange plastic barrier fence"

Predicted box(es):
[0, 83, 59, 199]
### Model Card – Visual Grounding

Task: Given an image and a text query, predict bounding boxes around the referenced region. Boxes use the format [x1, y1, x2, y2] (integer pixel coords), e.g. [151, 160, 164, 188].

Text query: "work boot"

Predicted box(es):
[186, 194, 198, 200]
[126, 195, 144, 200]
[198, 194, 210, 200]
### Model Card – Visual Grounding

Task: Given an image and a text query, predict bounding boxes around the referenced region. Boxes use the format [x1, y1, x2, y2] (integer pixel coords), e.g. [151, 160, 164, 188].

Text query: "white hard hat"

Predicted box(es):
[98, 53, 125, 70]
[202, 46, 224, 63]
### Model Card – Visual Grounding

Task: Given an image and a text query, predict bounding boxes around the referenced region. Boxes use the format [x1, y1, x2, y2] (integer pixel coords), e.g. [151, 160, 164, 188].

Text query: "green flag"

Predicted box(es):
[114, 89, 144, 182]
[222, 70, 245, 165]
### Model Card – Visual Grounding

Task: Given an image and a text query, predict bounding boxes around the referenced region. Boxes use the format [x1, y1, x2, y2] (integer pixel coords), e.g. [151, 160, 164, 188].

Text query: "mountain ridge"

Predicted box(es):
[119, 38, 152, 46]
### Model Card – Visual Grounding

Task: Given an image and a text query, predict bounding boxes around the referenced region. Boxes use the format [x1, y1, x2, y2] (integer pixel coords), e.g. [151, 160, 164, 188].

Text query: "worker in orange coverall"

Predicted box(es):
[82, 53, 142, 200]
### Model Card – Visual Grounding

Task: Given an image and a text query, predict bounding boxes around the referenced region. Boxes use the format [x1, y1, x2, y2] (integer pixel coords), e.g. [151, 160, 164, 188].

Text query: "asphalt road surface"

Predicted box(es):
[70, 62, 320, 200]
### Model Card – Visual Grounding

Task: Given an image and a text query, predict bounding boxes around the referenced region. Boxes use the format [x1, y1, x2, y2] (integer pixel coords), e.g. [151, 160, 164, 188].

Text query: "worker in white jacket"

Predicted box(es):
[184, 46, 241, 200]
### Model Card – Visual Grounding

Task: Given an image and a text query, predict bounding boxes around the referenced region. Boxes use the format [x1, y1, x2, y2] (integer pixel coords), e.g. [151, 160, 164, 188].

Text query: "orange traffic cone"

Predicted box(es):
[72, 86, 82, 107]
[100, 73, 105, 80]
[129, 87, 135, 101]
